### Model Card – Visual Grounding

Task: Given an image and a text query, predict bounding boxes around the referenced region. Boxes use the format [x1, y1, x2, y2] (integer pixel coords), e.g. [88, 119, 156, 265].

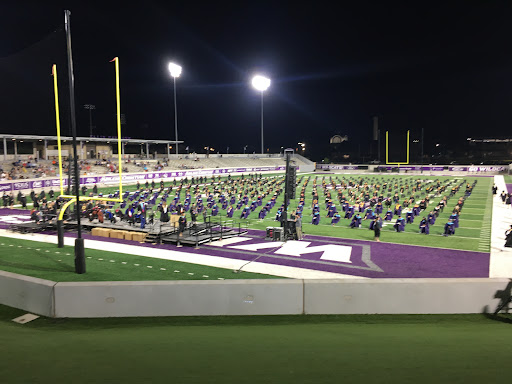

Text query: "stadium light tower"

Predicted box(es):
[168, 62, 182, 156]
[251, 75, 271, 154]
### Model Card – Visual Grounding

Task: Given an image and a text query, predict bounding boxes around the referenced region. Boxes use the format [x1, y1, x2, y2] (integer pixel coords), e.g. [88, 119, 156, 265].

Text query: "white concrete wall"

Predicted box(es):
[303, 278, 510, 314]
[0, 271, 55, 317]
[53, 279, 303, 318]
[2, 274, 510, 317]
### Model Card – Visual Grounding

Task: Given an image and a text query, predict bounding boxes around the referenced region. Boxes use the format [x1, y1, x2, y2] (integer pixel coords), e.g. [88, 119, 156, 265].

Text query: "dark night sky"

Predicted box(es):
[1, 2, 512, 160]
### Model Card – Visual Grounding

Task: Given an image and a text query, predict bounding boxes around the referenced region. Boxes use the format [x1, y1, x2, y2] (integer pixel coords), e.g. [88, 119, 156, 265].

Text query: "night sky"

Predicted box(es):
[1, 2, 512, 161]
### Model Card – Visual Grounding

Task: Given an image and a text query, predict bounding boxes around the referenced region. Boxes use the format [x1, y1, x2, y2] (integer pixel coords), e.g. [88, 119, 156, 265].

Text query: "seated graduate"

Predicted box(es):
[419, 217, 429, 234]
[393, 203, 402, 216]
[349, 213, 362, 228]
[427, 211, 436, 225]
[375, 201, 383, 214]
[344, 204, 354, 219]
[449, 212, 459, 228]
[444, 219, 455, 236]
[364, 208, 375, 220]
[275, 208, 283, 221]
[406, 210, 414, 224]
[211, 203, 219, 216]
[312, 211, 320, 225]
[393, 216, 405, 232]
[331, 212, 341, 226]
[226, 205, 234, 218]
[384, 209, 393, 221]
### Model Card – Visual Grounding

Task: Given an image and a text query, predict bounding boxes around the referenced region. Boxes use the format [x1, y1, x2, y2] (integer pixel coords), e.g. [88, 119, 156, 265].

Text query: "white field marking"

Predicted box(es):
[134, 263, 140, 266]
[17, 245, 22, 248]
[98, 258, 103, 261]
[110, 260, 115, 263]
[9, 244, 13, 247]
[174, 270, 180, 273]
[230, 241, 285, 251]
[209, 237, 252, 247]
[66, 253, 70, 256]
[26, 247, 30, 249]
[188, 273, 194, 275]
[55, 251, 60, 254]
[45, 250, 49, 253]
[35, 249, 40, 251]
[147, 266, 152, 268]
[218, 278, 224, 280]
[202, 275, 209, 277]
[58, 260, 62, 262]
[87, 257, 92, 259]
[122, 262, 127, 264]
[160, 268, 166, 270]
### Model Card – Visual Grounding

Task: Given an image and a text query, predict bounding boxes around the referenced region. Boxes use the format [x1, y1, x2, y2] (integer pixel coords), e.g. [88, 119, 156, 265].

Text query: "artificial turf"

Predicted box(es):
[0, 303, 511, 384]
[8, 173, 494, 252]
[0, 236, 278, 282]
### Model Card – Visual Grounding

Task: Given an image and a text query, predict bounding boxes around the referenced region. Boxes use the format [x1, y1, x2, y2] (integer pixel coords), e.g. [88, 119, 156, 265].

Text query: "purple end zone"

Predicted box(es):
[0, 208, 490, 279]
[506, 184, 512, 194]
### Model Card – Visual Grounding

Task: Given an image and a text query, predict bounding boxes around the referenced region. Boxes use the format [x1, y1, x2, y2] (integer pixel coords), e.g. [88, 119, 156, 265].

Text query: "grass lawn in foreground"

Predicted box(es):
[0, 304, 510, 384]
[0, 236, 278, 282]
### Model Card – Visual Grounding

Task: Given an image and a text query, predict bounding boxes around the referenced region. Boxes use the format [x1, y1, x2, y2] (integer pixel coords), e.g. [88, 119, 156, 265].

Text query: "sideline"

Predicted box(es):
[489, 175, 512, 277]
[0, 229, 365, 280]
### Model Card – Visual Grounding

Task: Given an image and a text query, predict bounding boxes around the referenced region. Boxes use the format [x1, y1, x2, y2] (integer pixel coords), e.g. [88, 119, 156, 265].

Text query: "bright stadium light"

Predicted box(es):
[168, 62, 182, 156]
[168, 62, 182, 78]
[251, 74, 271, 154]
[251, 75, 270, 92]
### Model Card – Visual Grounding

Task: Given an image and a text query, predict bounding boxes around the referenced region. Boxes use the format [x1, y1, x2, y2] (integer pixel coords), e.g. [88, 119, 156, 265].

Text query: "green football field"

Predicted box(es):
[2, 173, 494, 281]
[0, 303, 510, 384]
[90, 173, 493, 251]
[0, 236, 277, 282]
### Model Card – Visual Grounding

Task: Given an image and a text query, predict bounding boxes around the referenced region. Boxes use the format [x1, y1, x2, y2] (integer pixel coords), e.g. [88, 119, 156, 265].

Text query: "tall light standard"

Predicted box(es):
[251, 75, 271, 155]
[168, 62, 182, 155]
[84, 104, 95, 137]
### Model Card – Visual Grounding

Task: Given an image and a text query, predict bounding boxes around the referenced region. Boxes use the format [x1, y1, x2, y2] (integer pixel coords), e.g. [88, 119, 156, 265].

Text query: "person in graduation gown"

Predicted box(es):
[427, 211, 436, 225]
[384, 209, 393, 221]
[20, 193, 27, 209]
[349, 214, 361, 228]
[406, 211, 414, 224]
[505, 225, 512, 248]
[227, 205, 234, 218]
[159, 203, 170, 223]
[444, 220, 455, 236]
[419, 217, 429, 234]
[393, 216, 405, 232]
[312, 211, 320, 225]
[211, 204, 219, 216]
[331, 212, 341, 226]
[178, 212, 187, 236]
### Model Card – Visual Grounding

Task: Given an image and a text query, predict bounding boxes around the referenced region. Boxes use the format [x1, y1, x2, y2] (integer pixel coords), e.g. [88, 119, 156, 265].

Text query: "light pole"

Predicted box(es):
[298, 142, 306, 155]
[243, 145, 248, 154]
[251, 75, 271, 155]
[84, 104, 95, 137]
[168, 62, 182, 156]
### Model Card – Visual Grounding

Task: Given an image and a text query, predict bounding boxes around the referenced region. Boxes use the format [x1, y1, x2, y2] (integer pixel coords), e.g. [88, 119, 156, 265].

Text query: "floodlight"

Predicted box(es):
[168, 62, 182, 78]
[251, 75, 271, 91]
